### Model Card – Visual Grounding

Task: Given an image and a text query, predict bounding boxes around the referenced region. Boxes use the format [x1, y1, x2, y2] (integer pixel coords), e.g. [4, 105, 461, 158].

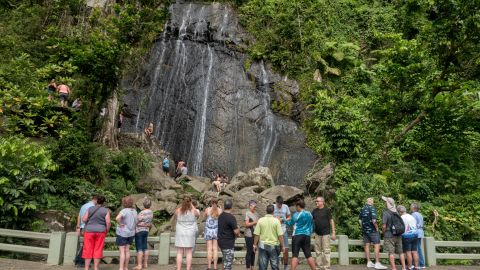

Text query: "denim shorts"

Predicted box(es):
[363, 231, 380, 244]
[283, 230, 289, 248]
[135, 231, 149, 252]
[402, 237, 418, 252]
[116, 234, 134, 246]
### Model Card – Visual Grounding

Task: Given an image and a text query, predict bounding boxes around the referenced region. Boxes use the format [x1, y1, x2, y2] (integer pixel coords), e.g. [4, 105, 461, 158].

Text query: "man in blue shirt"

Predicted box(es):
[359, 198, 387, 269]
[284, 200, 316, 270]
[74, 195, 97, 267]
[411, 202, 425, 269]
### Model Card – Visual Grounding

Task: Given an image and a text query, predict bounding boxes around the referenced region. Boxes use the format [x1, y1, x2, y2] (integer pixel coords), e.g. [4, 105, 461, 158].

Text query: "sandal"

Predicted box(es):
[132, 266, 142, 270]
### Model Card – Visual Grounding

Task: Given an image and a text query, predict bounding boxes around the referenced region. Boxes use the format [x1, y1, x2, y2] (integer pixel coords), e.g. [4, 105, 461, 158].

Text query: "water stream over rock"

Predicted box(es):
[122, 2, 316, 186]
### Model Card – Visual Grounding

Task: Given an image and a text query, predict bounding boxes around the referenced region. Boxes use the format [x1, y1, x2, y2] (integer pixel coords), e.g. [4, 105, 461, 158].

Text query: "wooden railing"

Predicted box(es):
[1, 229, 479, 266]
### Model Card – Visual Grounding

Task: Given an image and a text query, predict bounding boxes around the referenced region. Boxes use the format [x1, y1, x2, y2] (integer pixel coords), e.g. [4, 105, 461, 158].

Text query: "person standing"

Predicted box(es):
[359, 198, 387, 269]
[411, 203, 425, 269]
[244, 200, 259, 270]
[218, 199, 240, 270]
[144, 123, 154, 137]
[81, 195, 110, 270]
[162, 156, 170, 177]
[75, 195, 98, 267]
[253, 204, 285, 270]
[273, 196, 291, 270]
[133, 199, 154, 270]
[284, 200, 316, 270]
[382, 196, 406, 270]
[46, 79, 57, 101]
[116, 196, 138, 270]
[174, 196, 200, 270]
[203, 199, 222, 270]
[312, 196, 336, 270]
[398, 205, 419, 270]
[57, 82, 71, 108]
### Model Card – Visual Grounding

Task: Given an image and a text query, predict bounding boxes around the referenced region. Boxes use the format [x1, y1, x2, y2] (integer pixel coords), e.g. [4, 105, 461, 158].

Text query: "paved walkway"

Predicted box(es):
[0, 259, 478, 270]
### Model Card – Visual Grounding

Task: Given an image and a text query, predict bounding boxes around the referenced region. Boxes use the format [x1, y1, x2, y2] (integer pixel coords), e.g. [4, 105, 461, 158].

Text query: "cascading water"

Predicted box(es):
[122, 2, 316, 185]
[259, 61, 278, 166]
[192, 46, 214, 175]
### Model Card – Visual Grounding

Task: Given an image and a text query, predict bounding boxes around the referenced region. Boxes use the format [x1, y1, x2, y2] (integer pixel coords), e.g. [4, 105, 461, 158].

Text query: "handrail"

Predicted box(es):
[2, 229, 480, 266]
[0, 228, 65, 265]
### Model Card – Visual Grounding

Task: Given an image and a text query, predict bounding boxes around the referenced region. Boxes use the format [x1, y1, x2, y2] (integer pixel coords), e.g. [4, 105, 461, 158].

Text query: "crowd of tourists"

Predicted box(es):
[74, 193, 425, 270]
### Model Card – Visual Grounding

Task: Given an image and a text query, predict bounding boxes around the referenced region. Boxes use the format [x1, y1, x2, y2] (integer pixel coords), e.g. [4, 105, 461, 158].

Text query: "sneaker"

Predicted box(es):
[367, 261, 375, 268]
[374, 262, 387, 269]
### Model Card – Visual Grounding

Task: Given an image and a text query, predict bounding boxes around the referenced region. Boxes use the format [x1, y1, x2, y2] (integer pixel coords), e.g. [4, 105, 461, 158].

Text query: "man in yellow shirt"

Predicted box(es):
[253, 204, 286, 270]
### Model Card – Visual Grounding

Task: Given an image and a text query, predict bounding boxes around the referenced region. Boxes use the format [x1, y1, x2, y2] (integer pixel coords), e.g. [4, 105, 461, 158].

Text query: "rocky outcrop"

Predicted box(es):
[260, 185, 304, 204]
[226, 167, 274, 192]
[121, 2, 316, 186]
[306, 162, 335, 196]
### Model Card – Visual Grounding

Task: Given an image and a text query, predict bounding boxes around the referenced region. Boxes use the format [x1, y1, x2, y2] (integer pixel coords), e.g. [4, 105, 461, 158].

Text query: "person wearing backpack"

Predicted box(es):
[398, 205, 419, 270]
[381, 196, 406, 270]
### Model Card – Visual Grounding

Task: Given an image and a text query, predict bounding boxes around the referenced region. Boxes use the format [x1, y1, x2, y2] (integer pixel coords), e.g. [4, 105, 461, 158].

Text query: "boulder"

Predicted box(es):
[306, 162, 335, 195]
[260, 185, 304, 204]
[137, 162, 176, 191]
[227, 167, 274, 192]
[155, 189, 177, 202]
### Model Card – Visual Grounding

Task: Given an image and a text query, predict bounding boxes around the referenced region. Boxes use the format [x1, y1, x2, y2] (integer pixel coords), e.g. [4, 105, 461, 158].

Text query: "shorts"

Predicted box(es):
[363, 231, 380, 244]
[135, 231, 149, 252]
[116, 234, 134, 246]
[384, 236, 403, 255]
[162, 166, 169, 173]
[283, 230, 289, 248]
[402, 237, 418, 253]
[82, 232, 106, 259]
[291, 235, 312, 258]
[59, 93, 69, 101]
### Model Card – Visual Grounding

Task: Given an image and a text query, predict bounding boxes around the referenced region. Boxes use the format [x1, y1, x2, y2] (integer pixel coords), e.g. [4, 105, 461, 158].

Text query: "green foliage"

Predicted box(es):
[0, 136, 57, 228]
[239, 0, 480, 242]
[0, 0, 167, 229]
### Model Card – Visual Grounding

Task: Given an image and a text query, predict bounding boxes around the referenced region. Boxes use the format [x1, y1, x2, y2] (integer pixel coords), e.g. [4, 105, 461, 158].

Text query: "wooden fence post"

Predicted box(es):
[63, 232, 79, 266]
[47, 231, 66, 265]
[158, 232, 170, 265]
[338, 235, 349, 265]
[424, 237, 436, 266]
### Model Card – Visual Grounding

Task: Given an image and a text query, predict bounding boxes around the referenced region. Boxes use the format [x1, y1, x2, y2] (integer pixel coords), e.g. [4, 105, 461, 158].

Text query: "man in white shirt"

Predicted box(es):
[398, 205, 419, 270]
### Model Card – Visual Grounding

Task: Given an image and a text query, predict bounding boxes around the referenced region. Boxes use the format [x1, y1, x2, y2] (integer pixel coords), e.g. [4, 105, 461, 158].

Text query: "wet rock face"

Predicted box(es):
[121, 2, 316, 186]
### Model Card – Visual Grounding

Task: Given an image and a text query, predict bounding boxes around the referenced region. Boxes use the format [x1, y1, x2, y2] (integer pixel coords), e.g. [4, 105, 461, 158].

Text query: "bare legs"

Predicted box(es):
[389, 253, 406, 270]
[119, 245, 130, 270]
[207, 240, 219, 269]
[364, 243, 381, 263]
[283, 248, 289, 268]
[291, 257, 315, 270]
[405, 251, 419, 269]
[84, 258, 91, 270]
[135, 251, 149, 269]
[176, 247, 193, 270]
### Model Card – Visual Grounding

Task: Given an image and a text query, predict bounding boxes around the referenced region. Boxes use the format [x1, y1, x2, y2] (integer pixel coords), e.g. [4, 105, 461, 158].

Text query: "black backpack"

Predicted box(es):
[389, 211, 405, 236]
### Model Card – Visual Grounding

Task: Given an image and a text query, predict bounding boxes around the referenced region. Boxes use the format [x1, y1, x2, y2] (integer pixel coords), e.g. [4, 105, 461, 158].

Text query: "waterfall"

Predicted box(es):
[122, 2, 316, 184]
[192, 46, 214, 175]
[259, 61, 278, 166]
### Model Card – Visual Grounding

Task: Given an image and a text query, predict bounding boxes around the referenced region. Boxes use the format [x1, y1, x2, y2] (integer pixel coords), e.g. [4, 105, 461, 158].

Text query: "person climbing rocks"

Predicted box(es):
[175, 160, 185, 179]
[57, 82, 71, 108]
[72, 97, 82, 110]
[46, 79, 57, 101]
[162, 156, 170, 176]
[118, 110, 124, 132]
[144, 123, 153, 137]
[212, 174, 223, 193]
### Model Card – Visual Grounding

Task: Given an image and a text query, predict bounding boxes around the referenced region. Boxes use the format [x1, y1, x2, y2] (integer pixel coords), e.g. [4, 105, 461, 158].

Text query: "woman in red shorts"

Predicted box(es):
[82, 195, 111, 270]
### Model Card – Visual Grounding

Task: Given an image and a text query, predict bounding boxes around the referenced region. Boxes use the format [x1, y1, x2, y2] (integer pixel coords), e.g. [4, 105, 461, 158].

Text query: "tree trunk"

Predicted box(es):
[96, 89, 119, 150]
[394, 110, 427, 143]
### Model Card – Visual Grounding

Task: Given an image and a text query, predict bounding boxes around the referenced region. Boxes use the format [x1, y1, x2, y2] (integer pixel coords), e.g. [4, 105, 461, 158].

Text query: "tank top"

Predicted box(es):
[85, 206, 109, 233]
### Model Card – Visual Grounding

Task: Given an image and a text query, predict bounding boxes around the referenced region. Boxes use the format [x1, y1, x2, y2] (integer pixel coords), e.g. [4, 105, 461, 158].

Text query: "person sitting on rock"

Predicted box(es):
[144, 123, 153, 137]
[212, 174, 223, 193]
[220, 173, 229, 190]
